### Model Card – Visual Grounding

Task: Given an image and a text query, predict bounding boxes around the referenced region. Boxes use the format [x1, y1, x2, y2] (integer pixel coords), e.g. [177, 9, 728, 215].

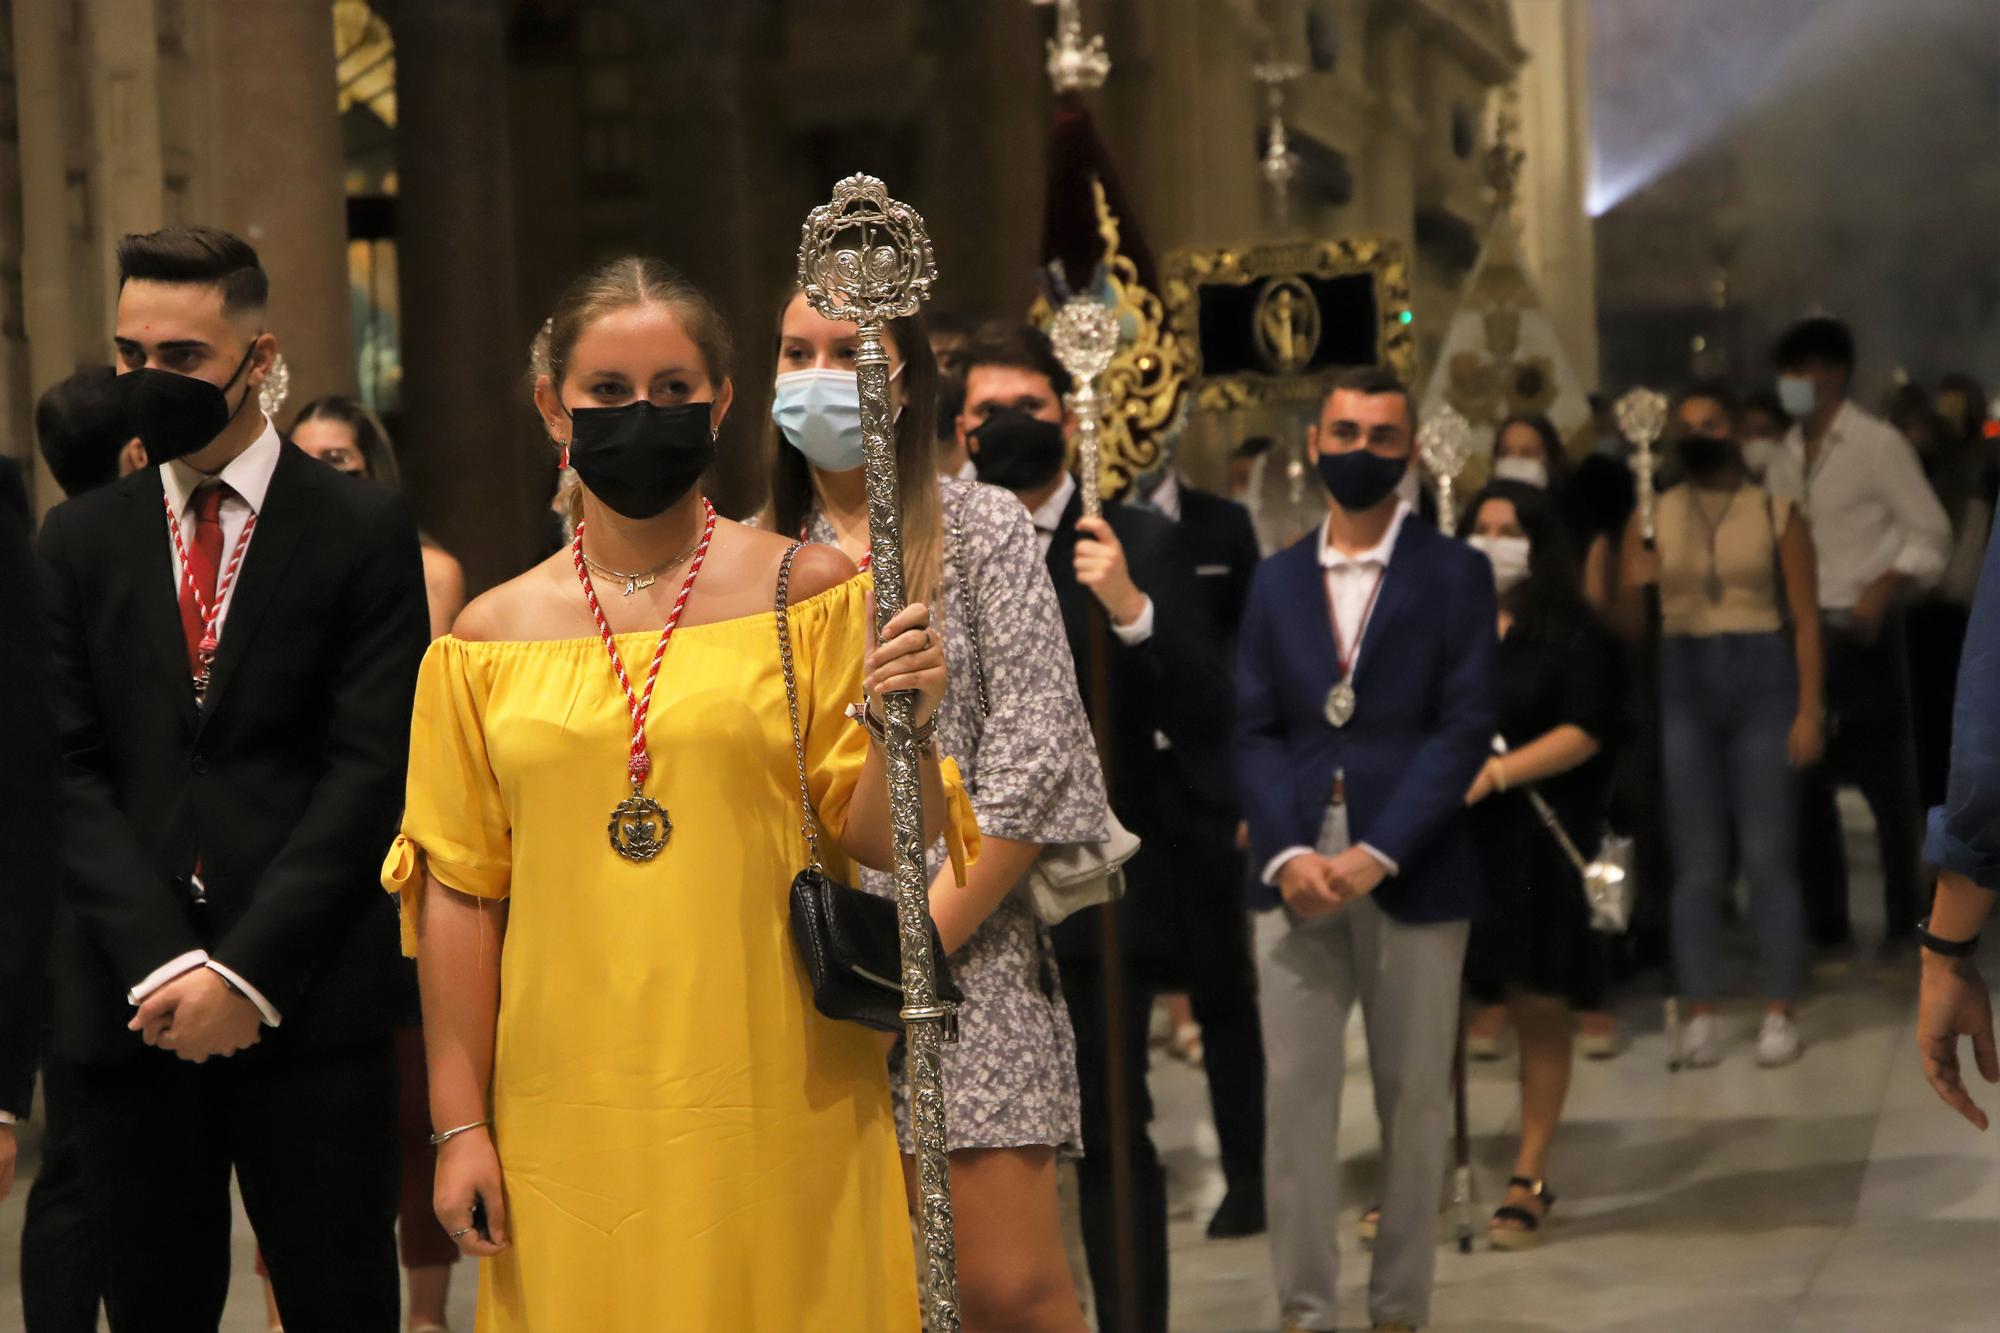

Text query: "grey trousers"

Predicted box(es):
[1254, 898, 1470, 1330]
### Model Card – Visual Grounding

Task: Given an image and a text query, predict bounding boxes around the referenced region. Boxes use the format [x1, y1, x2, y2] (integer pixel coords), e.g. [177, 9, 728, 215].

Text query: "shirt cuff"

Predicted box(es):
[0, 1109, 16, 1126]
[1359, 842, 1400, 876]
[1110, 596, 1155, 646]
[1262, 846, 1313, 885]
[1892, 542, 1948, 587]
[127, 950, 210, 1005]
[205, 962, 283, 1028]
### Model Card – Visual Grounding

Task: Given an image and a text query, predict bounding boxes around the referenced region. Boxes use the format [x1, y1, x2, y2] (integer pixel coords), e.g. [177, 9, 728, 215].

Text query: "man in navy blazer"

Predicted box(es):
[1236, 367, 1496, 1333]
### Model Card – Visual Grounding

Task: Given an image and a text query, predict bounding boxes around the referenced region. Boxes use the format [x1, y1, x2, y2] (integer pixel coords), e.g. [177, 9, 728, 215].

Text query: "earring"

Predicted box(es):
[560, 443, 570, 470]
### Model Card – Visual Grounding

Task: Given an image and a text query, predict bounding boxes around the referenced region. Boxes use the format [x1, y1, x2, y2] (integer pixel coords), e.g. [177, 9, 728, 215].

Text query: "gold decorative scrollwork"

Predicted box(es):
[1161, 235, 1415, 412]
[1031, 179, 1192, 502]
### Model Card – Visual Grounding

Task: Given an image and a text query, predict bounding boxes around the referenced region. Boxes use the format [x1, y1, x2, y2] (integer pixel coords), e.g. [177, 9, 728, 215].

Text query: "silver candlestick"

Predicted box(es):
[1050, 297, 1121, 517]
[1615, 387, 1669, 545]
[1418, 405, 1473, 527]
[797, 174, 960, 1332]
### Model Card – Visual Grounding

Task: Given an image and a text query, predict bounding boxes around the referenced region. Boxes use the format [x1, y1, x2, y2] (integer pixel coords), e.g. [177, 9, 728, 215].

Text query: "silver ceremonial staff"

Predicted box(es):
[1616, 387, 1668, 546]
[1613, 386, 1672, 1070]
[797, 174, 961, 1330]
[1050, 296, 1121, 517]
[1418, 404, 1473, 527]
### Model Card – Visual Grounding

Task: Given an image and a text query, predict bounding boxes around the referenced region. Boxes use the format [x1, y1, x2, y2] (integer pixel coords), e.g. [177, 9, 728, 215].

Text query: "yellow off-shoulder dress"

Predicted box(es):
[382, 576, 976, 1333]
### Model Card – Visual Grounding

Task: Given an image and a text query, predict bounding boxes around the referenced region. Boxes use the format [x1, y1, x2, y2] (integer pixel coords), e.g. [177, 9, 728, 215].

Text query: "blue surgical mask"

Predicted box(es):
[1777, 375, 1817, 419]
[772, 369, 866, 472]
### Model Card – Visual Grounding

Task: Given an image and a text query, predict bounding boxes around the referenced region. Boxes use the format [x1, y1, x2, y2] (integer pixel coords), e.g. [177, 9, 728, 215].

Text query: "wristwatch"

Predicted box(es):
[1916, 917, 1980, 959]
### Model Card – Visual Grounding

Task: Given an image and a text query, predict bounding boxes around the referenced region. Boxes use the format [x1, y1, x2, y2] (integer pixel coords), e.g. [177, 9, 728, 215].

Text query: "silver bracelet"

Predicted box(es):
[847, 698, 938, 756]
[429, 1119, 490, 1147]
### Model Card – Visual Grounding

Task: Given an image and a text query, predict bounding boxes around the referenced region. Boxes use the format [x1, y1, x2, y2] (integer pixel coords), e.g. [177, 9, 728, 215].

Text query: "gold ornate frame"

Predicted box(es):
[1160, 236, 1415, 411]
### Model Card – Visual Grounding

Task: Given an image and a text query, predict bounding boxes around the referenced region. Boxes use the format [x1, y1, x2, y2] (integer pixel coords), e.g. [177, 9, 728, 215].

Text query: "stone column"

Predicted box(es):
[1510, 0, 1598, 387]
[392, 0, 536, 593]
[204, 0, 353, 414]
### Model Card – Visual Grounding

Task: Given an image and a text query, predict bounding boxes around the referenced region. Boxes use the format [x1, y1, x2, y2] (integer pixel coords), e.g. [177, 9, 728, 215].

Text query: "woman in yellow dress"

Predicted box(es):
[381, 255, 976, 1332]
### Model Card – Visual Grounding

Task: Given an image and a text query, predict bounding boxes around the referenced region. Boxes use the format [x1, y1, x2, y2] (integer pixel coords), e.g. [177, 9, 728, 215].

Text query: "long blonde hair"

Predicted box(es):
[529, 256, 736, 526]
[758, 291, 941, 605]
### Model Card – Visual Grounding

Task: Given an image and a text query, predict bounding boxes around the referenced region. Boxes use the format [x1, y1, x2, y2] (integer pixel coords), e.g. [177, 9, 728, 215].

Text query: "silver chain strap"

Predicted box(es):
[950, 504, 989, 721]
[774, 543, 823, 872]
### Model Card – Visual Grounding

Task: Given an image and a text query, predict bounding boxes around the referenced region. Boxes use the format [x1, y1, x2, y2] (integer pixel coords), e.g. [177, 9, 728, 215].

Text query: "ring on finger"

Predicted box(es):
[448, 1226, 474, 1239]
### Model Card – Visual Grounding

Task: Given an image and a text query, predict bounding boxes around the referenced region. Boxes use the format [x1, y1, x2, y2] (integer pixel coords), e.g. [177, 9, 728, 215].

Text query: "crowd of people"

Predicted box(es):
[0, 221, 1994, 1333]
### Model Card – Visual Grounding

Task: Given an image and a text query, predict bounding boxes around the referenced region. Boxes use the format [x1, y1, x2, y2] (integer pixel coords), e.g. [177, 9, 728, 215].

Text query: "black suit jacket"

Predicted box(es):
[36, 443, 429, 1065]
[1170, 484, 1262, 659]
[1044, 492, 1234, 961]
[0, 459, 59, 1114]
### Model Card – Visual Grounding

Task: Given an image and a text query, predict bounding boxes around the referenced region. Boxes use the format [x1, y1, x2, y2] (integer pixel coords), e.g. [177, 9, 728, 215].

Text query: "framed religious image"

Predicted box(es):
[1161, 236, 1415, 411]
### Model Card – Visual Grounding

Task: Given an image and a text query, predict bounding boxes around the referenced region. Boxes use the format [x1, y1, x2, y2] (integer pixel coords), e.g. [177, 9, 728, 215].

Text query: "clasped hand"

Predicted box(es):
[864, 596, 948, 728]
[1277, 846, 1387, 920]
[129, 967, 262, 1063]
[1073, 517, 1148, 627]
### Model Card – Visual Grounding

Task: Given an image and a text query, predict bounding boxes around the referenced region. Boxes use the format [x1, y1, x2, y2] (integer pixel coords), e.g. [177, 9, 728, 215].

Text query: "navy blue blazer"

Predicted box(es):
[1235, 514, 1498, 922]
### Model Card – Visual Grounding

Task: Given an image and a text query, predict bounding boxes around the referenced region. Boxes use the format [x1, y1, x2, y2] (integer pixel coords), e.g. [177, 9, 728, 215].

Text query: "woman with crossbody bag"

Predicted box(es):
[764, 291, 1109, 1331]
[1456, 479, 1625, 1249]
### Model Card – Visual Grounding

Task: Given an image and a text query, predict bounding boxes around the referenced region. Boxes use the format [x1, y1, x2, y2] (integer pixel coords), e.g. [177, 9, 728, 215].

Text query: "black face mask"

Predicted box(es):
[1316, 448, 1408, 512]
[566, 399, 716, 520]
[1677, 434, 1737, 477]
[123, 342, 258, 464]
[970, 408, 1068, 491]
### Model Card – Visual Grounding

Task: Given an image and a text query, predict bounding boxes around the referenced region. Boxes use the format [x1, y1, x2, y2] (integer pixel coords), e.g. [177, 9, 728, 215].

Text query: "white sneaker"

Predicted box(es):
[1681, 1014, 1722, 1068]
[1755, 1012, 1801, 1067]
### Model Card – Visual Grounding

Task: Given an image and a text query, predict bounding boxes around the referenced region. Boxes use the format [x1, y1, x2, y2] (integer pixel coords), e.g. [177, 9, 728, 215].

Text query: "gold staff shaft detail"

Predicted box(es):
[797, 174, 960, 1332]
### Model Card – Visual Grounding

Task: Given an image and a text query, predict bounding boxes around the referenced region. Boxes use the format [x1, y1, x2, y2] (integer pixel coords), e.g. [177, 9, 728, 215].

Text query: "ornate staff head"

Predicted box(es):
[1417, 404, 1474, 526]
[1614, 386, 1669, 541]
[798, 174, 937, 329]
[1044, 0, 1110, 93]
[1050, 297, 1120, 518]
[257, 352, 291, 421]
[796, 174, 937, 621]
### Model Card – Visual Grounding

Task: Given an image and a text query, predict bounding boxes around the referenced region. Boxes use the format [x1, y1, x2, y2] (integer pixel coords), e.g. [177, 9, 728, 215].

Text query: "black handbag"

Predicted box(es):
[775, 543, 961, 1033]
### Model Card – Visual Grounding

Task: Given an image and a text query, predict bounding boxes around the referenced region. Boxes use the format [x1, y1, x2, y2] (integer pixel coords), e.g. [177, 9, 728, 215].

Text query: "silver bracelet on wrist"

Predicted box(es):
[847, 698, 938, 756]
[429, 1119, 490, 1147]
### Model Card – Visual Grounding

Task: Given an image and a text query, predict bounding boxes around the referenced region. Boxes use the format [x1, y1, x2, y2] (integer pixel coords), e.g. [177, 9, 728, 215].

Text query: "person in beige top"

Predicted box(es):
[1622, 383, 1824, 1069]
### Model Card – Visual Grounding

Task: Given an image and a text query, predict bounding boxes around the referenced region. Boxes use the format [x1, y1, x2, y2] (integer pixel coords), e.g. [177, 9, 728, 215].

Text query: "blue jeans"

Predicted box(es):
[1660, 632, 1805, 1002]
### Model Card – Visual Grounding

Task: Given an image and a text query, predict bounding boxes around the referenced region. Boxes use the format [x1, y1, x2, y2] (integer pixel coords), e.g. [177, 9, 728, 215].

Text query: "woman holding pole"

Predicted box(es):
[383, 254, 975, 1330]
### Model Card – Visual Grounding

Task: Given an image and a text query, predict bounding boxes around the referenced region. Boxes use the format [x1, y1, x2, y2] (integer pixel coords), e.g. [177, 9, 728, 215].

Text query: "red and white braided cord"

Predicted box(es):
[163, 492, 258, 658]
[572, 497, 717, 783]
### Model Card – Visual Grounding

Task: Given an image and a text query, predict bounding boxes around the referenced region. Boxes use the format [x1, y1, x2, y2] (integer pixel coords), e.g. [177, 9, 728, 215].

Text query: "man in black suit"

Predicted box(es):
[960, 325, 1235, 1333]
[1, 455, 60, 1204]
[1128, 462, 1269, 1238]
[37, 226, 428, 1331]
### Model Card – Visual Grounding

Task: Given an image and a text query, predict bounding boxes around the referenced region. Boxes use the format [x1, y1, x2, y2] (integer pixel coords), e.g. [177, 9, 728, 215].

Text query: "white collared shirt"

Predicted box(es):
[1318, 499, 1410, 678]
[1140, 471, 1183, 522]
[1261, 501, 1412, 887]
[1771, 400, 1951, 611]
[1028, 472, 1156, 645]
[128, 416, 286, 1029]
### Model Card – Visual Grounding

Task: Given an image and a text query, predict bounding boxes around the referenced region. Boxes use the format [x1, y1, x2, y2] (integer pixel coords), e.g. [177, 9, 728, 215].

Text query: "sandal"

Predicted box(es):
[1487, 1175, 1556, 1251]
[1356, 1202, 1382, 1243]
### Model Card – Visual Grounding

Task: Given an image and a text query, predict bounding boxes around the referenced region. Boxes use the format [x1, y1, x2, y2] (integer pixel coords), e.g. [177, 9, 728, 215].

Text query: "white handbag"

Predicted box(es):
[953, 508, 1135, 925]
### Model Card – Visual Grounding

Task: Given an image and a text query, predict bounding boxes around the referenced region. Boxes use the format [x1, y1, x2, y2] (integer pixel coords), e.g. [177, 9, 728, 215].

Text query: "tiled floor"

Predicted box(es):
[6, 808, 1996, 1331]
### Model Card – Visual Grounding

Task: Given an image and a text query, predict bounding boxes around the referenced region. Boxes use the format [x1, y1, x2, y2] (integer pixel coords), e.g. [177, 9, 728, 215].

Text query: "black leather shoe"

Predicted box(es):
[1206, 1183, 1267, 1238]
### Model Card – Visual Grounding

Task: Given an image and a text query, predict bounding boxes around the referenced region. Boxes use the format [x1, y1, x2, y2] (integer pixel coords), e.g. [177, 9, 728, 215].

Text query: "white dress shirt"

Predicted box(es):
[1771, 401, 1952, 612]
[129, 418, 285, 1028]
[1261, 502, 1412, 887]
[1029, 472, 1155, 645]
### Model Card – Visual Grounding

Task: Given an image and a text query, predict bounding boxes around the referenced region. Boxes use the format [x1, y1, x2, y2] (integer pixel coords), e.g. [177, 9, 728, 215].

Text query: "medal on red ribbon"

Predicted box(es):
[164, 493, 257, 706]
[573, 498, 717, 862]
